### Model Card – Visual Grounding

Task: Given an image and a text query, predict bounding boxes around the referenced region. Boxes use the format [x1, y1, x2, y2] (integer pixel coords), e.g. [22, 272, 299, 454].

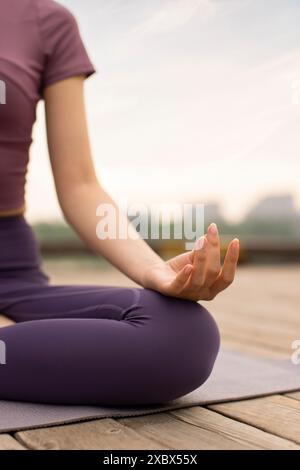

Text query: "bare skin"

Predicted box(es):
[0, 315, 15, 328]
[44, 76, 239, 300]
[0, 76, 239, 328]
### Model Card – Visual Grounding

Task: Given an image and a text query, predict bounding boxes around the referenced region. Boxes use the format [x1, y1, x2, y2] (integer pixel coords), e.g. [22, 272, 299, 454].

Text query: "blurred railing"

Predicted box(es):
[36, 235, 300, 264]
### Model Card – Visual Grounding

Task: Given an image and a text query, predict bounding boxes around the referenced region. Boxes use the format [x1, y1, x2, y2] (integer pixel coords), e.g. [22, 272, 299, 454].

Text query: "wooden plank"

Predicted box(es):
[218, 297, 300, 324]
[202, 265, 300, 357]
[121, 411, 248, 450]
[204, 266, 300, 318]
[213, 320, 296, 356]
[221, 337, 287, 359]
[219, 318, 299, 343]
[119, 407, 299, 450]
[210, 395, 300, 444]
[222, 335, 290, 357]
[208, 303, 298, 351]
[0, 434, 26, 450]
[169, 407, 299, 449]
[15, 419, 166, 450]
[217, 308, 299, 336]
[285, 391, 300, 401]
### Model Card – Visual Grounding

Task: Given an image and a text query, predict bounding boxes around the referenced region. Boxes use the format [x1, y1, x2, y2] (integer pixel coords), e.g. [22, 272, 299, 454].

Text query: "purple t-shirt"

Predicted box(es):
[0, 0, 96, 212]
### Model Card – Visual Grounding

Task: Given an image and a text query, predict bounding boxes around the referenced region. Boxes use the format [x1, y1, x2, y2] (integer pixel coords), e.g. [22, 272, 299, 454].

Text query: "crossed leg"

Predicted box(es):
[0, 284, 220, 406]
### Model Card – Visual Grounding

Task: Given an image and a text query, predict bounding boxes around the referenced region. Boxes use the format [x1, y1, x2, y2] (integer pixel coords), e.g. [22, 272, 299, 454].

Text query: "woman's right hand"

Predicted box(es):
[142, 223, 240, 301]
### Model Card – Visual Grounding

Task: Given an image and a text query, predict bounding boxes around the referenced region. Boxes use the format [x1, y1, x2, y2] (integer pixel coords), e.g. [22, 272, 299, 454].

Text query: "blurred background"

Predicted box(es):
[27, 0, 300, 268]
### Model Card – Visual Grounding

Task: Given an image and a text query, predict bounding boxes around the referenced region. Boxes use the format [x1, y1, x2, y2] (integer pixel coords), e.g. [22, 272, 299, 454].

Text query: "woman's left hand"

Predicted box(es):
[142, 223, 239, 301]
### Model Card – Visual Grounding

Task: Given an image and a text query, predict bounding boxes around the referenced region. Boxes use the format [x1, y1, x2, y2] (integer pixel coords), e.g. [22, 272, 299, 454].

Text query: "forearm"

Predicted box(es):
[58, 181, 164, 286]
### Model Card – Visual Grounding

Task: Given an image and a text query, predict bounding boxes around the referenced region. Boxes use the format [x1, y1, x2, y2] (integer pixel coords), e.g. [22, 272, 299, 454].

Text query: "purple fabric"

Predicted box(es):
[0, 0, 95, 212]
[0, 216, 220, 406]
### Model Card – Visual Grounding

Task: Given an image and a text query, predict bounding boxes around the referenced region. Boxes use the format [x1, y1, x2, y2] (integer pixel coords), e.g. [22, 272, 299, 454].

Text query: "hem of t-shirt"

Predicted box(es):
[0, 203, 26, 217]
[41, 64, 96, 96]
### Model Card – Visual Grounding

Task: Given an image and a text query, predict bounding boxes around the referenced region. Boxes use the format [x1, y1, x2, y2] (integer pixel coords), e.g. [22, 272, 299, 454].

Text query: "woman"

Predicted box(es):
[0, 0, 239, 406]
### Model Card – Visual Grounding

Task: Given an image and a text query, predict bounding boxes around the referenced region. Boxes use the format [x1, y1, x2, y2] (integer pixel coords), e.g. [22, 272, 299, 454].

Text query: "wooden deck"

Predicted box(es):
[1, 262, 300, 450]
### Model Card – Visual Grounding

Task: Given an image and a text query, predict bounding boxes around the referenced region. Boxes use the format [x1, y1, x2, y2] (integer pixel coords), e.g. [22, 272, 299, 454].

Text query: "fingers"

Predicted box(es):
[183, 222, 221, 290]
[203, 223, 221, 287]
[165, 234, 239, 302]
[190, 235, 207, 286]
[169, 263, 194, 294]
[209, 238, 240, 297]
[166, 249, 194, 272]
[222, 238, 240, 282]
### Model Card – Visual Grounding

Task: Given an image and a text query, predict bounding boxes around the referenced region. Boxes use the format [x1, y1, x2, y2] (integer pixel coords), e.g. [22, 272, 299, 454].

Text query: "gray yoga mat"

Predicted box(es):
[0, 349, 300, 433]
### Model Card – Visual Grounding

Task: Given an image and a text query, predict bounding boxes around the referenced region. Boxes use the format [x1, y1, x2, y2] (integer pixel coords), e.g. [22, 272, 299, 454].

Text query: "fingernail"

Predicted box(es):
[208, 223, 218, 235]
[195, 236, 205, 250]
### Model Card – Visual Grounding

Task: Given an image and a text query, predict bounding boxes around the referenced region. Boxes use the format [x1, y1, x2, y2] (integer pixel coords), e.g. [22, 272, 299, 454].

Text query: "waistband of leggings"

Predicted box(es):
[0, 214, 30, 230]
[0, 214, 42, 267]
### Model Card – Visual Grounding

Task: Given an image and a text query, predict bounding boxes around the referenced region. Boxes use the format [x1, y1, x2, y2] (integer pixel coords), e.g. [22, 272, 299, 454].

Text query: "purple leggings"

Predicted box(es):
[0, 216, 220, 406]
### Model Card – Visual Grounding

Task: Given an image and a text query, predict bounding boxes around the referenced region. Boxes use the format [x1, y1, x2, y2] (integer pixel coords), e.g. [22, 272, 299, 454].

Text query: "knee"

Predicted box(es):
[164, 300, 220, 401]
[187, 302, 220, 388]
[139, 293, 220, 403]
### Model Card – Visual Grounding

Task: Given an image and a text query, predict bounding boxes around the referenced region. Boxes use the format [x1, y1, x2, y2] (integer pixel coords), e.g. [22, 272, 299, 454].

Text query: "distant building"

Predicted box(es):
[204, 203, 224, 223]
[247, 195, 300, 220]
[187, 201, 225, 228]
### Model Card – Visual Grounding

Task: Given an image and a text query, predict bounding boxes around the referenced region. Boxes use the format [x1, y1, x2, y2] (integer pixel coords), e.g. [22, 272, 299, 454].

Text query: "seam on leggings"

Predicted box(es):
[8, 303, 125, 321]
[0, 286, 127, 310]
[121, 288, 142, 318]
[2, 287, 142, 321]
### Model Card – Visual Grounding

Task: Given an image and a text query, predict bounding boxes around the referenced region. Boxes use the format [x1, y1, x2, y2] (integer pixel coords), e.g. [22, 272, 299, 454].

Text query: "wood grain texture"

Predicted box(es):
[221, 338, 287, 359]
[201, 265, 300, 357]
[170, 407, 299, 450]
[119, 407, 299, 450]
[286, 391, 300, 401]
[0, 434, 26, 450]
[210, 395, 300, 444]
[15, 419, 166, 450]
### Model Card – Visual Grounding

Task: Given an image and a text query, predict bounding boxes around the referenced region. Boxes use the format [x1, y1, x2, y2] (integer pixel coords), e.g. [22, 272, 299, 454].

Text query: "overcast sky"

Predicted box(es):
[27, 0, 300, 222]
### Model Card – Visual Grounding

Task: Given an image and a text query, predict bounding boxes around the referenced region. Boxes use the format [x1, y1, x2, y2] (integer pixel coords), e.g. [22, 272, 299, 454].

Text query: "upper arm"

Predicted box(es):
[38, 1, 98, 195]
[44, 77, 98, 196]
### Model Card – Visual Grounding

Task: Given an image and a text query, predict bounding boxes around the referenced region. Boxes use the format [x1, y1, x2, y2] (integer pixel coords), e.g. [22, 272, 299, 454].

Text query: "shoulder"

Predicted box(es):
[35, 0, 95, 90]
[35, 0, 75, 18]
[35, 0, 78, 33]
[35, 0, 79, 51]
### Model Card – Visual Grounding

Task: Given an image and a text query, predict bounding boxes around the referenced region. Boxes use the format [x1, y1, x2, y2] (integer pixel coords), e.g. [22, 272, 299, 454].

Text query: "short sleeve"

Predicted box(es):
[38, 0, 96, 91]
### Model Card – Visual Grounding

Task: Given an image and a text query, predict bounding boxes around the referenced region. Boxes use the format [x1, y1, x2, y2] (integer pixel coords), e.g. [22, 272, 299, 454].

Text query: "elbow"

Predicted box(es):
[56, 177, 105, 217]
[56, 174, 100, 200]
